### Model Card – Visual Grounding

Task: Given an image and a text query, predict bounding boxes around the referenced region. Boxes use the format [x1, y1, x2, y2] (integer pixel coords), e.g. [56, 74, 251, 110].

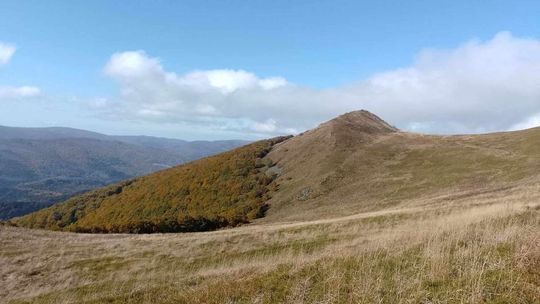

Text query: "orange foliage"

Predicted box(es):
[14, 136, 291, 233]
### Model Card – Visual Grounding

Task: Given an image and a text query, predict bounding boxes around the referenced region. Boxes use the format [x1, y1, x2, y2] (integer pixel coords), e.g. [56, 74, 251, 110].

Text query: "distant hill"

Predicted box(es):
[0, 126, 248, 219]
[15, 110, 540, 233]
[0, 126, 108, 141]
[112, 135, 250, 162]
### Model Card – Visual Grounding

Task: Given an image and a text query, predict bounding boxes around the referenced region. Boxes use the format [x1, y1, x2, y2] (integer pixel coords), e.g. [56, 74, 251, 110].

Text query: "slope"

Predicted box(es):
[2, 182, 539, 303]
[13, 136, 290, 233]
[14, 110, 540, 231]
[263, 110, 540, 221]
[0, 138, 184, 220]
[0, 126, 248, 220]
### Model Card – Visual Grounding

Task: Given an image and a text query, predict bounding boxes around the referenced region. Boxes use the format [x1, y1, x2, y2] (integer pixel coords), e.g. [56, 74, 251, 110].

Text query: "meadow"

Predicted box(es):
[2, 178, 539, 303]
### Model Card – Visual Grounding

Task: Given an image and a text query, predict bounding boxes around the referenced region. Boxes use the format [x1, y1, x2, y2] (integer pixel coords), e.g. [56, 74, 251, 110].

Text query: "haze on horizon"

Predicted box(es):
[1, 1, 540, 140]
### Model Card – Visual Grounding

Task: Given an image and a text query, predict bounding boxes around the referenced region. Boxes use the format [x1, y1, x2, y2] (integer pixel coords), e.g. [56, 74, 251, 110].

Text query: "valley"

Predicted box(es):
[0, 126, 247, 220]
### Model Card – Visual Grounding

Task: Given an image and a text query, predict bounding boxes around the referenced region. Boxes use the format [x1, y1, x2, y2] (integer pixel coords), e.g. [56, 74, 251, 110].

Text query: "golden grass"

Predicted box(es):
[264, 125, 540, 223]
[1, 180, 539, 303]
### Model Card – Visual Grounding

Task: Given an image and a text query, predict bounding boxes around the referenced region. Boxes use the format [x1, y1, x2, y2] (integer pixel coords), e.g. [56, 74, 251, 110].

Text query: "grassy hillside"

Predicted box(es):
[13, 137, 290, 233]
[263, 111, 540, 222]
[14, 110, 540, 231]
[1, 183, 538, 303]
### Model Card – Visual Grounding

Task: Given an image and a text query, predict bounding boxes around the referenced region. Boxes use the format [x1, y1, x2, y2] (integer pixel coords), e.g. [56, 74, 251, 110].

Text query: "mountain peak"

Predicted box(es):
[327, 110, 398, 135]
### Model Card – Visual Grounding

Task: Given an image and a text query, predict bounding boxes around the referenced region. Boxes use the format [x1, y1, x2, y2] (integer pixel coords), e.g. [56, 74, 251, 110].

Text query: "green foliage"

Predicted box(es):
[14, 136, 291, 233]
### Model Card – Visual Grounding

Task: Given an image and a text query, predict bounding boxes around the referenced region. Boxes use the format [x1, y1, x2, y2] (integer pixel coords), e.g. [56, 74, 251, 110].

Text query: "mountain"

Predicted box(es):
[112, 135, 250, 162]
[0, 126, 248, 219]
[0, 126, 108, 141]
[0, 125, 248, 160]
[13, 110, 540, 232]
[5, 111, 540, 303]
[263, 110, 540, 221]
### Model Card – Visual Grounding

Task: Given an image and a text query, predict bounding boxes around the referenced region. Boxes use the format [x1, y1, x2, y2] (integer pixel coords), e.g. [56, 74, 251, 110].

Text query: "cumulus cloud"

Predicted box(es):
[98, 32, 540, 135]
[0, 43, 16, 65]
[103, 51, 288, 94]
[100, 51, 291, 133]
[104, 51, 164, 80]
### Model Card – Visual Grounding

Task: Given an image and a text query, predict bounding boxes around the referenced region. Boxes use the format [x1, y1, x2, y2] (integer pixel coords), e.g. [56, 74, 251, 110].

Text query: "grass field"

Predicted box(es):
[2, 179, 539, 303]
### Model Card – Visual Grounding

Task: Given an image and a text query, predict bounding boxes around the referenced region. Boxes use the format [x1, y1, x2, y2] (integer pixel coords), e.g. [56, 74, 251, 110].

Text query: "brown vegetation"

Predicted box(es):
[13, 136, 290, 233]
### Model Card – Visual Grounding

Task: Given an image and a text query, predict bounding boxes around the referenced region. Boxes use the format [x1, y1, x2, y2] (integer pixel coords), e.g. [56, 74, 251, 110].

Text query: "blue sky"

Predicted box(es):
[1, 1, 540, 139]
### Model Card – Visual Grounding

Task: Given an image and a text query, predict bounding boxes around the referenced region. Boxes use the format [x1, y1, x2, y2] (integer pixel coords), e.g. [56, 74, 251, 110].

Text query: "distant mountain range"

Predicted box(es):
[0, 125, 248, 219]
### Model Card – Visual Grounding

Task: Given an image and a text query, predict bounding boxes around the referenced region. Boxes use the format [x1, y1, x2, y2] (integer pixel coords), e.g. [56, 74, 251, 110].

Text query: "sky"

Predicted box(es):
[1, 1, 540, 140]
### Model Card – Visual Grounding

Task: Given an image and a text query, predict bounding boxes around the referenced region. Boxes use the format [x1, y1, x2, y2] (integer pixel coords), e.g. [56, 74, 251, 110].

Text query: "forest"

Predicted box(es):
[14, 136, 291, 233]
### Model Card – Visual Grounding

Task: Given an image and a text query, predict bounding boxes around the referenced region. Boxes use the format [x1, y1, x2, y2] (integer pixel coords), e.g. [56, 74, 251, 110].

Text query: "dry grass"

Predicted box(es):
[265, 119, 540, 223]
[2, 180, 539, 303]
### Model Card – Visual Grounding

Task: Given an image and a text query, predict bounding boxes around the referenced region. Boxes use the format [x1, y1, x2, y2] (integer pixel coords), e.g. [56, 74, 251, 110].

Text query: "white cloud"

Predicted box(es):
[0, 43, 16, 65]
[252, 119, 277, 133]
[97, 32, 540, 135]
[104, 51, 164, 80]
[0, 86, 41, 98]
[100, 51, 292, 134]
[259, 77, 288, 90]
[179, 70, 287, 94]
[104, 51, 288, 95]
